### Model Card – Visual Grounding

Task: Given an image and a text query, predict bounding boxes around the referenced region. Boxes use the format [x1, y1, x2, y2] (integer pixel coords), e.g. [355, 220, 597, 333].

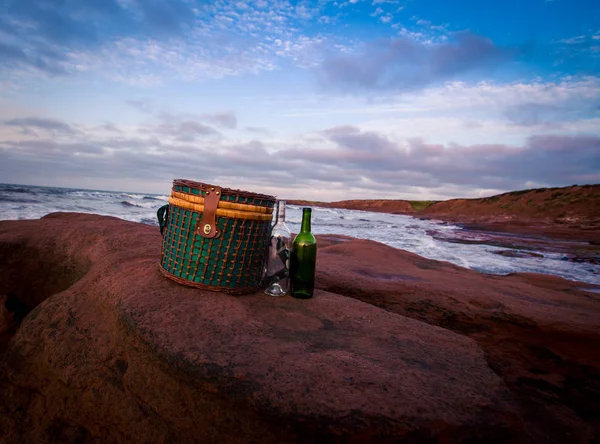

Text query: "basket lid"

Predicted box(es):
[173, 179, 276, 204]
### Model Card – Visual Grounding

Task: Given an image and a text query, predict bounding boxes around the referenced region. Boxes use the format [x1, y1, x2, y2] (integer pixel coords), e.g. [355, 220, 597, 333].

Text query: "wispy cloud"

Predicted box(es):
[3, 117, 81, 136]
[126, 98, 157, 115]
[125, 101, 238, 131]
[149, 120, 221, 143]
[552, 31, 600, 73]
[558, 35, 586, 45]
[0, 0, 196, 77]
[137, 111, 231, 142]
[202, 111, 238, 129]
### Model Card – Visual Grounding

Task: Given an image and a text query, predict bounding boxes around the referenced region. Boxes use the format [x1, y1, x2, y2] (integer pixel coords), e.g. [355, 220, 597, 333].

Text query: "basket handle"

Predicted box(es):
[157, 204, 169, 236]
[195, 186, 222, 239]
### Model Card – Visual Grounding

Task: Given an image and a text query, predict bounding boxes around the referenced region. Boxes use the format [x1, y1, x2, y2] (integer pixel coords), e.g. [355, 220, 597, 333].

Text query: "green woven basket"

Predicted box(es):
[158, 179, 276, 294]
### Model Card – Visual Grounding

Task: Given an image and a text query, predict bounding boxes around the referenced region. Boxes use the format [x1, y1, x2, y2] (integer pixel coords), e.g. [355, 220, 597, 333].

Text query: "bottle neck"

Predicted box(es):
[276, 200, 286, 223]
[300, 208, 312, 233]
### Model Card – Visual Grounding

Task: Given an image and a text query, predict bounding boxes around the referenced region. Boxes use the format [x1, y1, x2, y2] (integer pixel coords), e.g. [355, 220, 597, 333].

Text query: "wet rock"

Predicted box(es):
[492, 250, 544, 259]
[427, 226, 599, 265]
[560, 254, 600, 265]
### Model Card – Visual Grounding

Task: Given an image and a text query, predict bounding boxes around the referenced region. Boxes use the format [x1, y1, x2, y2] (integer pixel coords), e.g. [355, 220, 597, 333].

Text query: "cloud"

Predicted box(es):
[135, 0, 196, 35]
[244, 126, 272, 135]
[126, 107, 237, 134]
[3, 117, 80, 135]
[287, 77, 600, 133]
[0, 0, 197, 77]
[145, 113, 222, 142]
[306, 126, 600, 189]
[556, 33, 600, 53]
[1, 115, 598, 200]
[156, 121, 220, 142]
[552, 32, 600, 74]
[0, 0, 349, 83]
[202, 111, 238, 129]
[62, 5, 341, 83]
[503, 102, 600, 127]
[95, 123, 123, 133]
[0, 41, 68, 75]
[4, 139, 106, 157]
[559, 36, 586, 45]
[322, 125, 396, 155]
[4, 0, 194, 45]
[317, 32, 517, 92]
[497, 79, 600, 127]
[126, 99, 157, 114]
[0, 0, 594, 89]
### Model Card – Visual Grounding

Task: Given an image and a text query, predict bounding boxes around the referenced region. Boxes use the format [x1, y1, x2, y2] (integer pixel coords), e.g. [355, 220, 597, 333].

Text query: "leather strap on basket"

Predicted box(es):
[196, 186, 222, 238]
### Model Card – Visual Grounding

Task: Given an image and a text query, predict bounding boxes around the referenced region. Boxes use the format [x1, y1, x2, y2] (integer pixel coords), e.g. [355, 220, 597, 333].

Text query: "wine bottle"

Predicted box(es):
[290, 207, 317, 299]
[264, 200, 291, 296]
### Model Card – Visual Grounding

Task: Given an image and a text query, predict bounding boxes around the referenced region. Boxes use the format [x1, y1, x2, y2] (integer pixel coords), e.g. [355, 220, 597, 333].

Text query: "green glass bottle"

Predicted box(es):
[290, 207, 317, 299]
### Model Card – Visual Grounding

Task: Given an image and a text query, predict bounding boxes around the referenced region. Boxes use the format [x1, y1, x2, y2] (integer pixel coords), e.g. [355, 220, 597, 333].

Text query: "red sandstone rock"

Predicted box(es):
[422, 184, 600, 221]
[0, 213, 523, 443]
[420, 185, 600, 243]
[316, 237, 600, 443]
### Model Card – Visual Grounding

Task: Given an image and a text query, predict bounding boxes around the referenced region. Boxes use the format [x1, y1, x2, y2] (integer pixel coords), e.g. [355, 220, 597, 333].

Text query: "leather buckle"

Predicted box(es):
[196, 186, 222, 239]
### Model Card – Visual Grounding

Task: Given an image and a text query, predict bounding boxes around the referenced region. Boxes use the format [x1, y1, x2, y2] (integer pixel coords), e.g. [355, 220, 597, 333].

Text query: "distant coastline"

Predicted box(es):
[289, 184, 600, 243]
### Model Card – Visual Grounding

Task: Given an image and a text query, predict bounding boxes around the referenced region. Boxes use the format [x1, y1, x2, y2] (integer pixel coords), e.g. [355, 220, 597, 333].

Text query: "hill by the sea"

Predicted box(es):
[289, 184, 600, 242]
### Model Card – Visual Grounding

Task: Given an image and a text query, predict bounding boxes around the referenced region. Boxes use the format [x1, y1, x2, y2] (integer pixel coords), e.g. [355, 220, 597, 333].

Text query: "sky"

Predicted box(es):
[0, 0, 599, 201]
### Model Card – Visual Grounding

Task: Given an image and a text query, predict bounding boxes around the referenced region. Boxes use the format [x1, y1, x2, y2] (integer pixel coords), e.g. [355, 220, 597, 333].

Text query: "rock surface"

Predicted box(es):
[0, 213, 521, 443]
[0, 213, 599, 443]
[316, 237, 600, 443]
[421, 184, 600, 223]
[419, 185, 600, 244]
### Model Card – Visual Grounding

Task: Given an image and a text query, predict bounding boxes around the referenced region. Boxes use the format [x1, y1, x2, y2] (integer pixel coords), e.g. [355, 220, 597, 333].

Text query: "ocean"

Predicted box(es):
[0, 183, 598, 286]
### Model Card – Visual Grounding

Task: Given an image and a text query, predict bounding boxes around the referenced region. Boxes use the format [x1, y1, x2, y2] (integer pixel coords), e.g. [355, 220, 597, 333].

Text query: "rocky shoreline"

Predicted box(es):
[290, 184, 600, 268]
[420, 219, 600, 267]
[1, 213, 599, 443]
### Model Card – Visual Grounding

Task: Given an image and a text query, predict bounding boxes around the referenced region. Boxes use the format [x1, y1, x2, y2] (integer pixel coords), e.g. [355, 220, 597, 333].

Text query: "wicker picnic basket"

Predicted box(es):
[158, 179, 276, 294]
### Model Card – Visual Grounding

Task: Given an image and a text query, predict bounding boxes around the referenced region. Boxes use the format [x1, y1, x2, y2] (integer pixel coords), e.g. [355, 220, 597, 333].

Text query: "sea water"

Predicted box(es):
[0, 183, 598, 285]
